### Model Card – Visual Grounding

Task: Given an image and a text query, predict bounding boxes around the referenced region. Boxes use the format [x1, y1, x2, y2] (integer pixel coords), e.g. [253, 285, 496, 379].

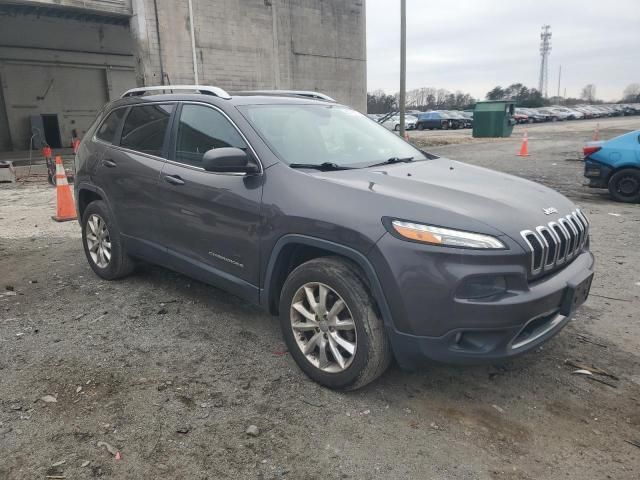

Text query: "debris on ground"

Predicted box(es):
[572, 369, 593, 376]
[97, 441, 119, 456]
[565, 359, 619, 380]
[246, 425, 260, 437]
[40, 395, 57, 403]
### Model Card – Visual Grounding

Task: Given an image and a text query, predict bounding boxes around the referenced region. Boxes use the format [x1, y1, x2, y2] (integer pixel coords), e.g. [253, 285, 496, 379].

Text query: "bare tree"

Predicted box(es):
[623, 83, 640, 102]
[580, 84, 597, 103]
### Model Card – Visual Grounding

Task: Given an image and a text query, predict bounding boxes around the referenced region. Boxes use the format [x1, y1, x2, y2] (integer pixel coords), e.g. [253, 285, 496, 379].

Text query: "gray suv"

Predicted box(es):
[75, 86, 595, 390]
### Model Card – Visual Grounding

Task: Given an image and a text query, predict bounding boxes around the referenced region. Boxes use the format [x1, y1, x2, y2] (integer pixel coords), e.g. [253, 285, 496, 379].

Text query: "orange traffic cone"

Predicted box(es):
[51, 156, 77, 222]
[592, 123, 600, 141]
[517, 130, 530, 157]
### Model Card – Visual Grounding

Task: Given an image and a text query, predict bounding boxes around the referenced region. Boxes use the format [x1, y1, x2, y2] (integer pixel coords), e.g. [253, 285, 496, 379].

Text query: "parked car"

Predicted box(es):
[415, 111, 454, 130]
[445, 111, 471, 128]
[517, 108, 546, 123]
[75, 85, 595, 390]
[551, 107, 584, 120]
[536, 108, 563, 122]
[381, 115, 416, 131]
[513, 110, 531, 124]
[583, 129, 640, 203]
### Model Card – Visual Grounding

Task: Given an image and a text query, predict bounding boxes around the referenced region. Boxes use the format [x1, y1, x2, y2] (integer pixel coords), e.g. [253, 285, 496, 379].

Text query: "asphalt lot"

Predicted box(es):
[1, 116, 639, 479]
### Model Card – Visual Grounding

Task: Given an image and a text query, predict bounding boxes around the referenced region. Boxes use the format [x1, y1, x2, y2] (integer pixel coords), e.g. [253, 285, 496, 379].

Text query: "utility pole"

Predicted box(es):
[557, 65, 561, 99]
[538, 25, 552, 97]
[399, 0, 406, 137]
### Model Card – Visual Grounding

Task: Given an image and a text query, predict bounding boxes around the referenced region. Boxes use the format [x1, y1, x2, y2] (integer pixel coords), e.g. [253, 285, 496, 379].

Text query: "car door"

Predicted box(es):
[157, 102, 263, 298]
[93, 103, 174, 252]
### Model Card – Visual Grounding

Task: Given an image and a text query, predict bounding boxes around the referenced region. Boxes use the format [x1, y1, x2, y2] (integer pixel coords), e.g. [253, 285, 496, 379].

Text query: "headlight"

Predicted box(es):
[390, 220, 506, 249]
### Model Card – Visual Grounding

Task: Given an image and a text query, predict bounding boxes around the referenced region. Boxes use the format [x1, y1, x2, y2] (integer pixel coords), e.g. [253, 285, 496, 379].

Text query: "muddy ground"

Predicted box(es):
[1, 117, 639, 479]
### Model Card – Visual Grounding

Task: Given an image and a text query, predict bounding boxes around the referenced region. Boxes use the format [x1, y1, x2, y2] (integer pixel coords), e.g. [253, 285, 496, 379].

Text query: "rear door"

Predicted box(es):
[93, 103, 174, 250]
[156, 102, 263, 296]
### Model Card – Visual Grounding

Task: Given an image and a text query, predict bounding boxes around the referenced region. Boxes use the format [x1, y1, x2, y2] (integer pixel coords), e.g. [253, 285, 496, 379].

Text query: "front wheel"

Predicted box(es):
[417, 123, 424, 131]
[394, 124, 400, 131]
[608, 169, 640, 203]
[81, 200, 136, 279]
[279, 257, 392, 390]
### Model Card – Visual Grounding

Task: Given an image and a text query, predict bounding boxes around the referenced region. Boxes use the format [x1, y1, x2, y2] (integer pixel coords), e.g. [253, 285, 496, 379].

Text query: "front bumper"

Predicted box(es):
[368, 234, 595, 368]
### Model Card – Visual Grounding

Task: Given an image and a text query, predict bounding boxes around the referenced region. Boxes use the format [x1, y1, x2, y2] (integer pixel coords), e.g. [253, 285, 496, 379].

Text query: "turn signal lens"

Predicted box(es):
[391, 220, 505, 249]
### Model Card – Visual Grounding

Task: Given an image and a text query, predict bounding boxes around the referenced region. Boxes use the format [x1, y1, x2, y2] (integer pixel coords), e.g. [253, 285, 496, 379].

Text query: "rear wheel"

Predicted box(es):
[394, 124, 400, 131]
[81, 200, 135, 279]
[279, 257, 392, 390]
[417, 123, 424, 131]
[608, 169, 640, 203]
[441, 122, 449, 130]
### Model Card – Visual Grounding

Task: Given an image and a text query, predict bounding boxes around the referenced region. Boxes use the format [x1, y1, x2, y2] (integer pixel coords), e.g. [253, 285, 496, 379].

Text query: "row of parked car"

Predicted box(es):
[514, 104, 640, 123]
[371, 110, 474, 131]
[370, 103, 640, 131]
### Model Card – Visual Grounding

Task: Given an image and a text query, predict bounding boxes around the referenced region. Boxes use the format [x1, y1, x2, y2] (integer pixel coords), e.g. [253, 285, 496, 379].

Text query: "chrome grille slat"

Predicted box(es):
[520, 210, 589, 276]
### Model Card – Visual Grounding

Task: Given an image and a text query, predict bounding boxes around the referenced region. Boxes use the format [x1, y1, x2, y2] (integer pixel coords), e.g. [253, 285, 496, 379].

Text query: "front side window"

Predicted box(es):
[96, 108, 127, 144]
[120, 104, 174, 156]
[175, 104, 247, 167]
[239, 104, 425, 168]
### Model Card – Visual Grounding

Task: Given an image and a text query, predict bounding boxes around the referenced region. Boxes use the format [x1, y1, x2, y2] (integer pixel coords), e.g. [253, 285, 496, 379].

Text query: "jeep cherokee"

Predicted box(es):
[75, 86, 595, 390]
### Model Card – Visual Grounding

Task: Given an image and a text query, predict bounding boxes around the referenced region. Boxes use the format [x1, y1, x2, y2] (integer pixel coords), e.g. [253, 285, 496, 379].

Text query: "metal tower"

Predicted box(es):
[538, 25, 552, 97]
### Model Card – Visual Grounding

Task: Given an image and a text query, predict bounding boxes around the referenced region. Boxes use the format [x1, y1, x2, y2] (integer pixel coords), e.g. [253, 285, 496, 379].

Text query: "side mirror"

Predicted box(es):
[202, 147, 258, 174]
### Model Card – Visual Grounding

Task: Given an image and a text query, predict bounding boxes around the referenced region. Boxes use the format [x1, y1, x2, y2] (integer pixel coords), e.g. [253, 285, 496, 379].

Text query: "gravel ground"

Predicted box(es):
[1, 117, 639, 479]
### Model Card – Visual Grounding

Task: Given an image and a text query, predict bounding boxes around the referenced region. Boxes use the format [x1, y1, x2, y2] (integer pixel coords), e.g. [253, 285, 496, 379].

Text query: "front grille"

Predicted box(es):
[520, 209, 589, 276]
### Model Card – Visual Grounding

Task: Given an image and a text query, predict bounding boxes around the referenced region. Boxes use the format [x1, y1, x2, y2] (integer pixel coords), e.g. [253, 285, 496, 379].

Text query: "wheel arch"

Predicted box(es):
[261, 235, 393, 328]
[606, 164, 640, 183]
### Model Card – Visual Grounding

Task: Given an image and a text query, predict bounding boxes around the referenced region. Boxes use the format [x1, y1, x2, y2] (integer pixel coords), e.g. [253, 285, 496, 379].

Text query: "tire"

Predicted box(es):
[441, 122, 449, 130]
[394, 124, 400, 131]
[417, 123, 424, 131]
[81, 200, 135, 280]
[279, 257, 392, 390]
[608, 169, 640, 203]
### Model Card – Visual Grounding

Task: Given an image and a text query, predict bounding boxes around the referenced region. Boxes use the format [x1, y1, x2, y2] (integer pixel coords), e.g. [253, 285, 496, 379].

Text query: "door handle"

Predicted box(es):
[102, 159, 117, 168]
[163, 174, 185, 186]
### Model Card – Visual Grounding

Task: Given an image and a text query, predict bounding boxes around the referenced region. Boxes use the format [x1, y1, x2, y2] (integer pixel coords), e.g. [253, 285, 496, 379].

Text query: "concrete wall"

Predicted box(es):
[0, 12, 136, 149]
[132, 0, 366, 111]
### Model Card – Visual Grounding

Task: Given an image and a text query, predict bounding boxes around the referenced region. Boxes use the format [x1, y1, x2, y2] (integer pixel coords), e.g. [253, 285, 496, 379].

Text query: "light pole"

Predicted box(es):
[399, 0, 406, 137]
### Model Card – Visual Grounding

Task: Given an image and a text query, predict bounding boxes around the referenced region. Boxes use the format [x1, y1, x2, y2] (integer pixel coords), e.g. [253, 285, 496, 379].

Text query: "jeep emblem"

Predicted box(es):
[543, 207, 558, 215]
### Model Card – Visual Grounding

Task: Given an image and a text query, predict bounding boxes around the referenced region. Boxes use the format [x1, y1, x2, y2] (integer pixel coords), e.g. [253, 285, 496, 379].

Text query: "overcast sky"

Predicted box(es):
[366, 0, 640, 101]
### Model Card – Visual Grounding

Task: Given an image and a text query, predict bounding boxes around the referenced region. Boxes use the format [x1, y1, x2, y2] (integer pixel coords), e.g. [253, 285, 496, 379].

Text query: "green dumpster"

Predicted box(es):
[472, 100, 516, 138]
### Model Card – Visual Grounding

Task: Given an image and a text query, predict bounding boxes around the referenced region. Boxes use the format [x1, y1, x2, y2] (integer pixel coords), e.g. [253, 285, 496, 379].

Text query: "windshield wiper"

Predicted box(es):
[289, 162, 354, 171]
[366, 156, 414, 168]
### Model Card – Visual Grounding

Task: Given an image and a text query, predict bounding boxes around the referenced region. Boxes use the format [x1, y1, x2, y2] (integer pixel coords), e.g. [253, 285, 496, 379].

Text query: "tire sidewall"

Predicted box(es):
[279, 260, 375, 390]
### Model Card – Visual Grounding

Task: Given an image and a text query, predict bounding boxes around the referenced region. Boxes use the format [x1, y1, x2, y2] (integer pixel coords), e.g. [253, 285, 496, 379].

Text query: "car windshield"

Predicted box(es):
[238, 104, 426, 168]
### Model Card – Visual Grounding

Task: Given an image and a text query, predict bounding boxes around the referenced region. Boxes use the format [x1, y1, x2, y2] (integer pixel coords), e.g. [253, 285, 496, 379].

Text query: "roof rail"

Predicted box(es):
[121, 85, 231, 100]
[235, 90, 336, 102]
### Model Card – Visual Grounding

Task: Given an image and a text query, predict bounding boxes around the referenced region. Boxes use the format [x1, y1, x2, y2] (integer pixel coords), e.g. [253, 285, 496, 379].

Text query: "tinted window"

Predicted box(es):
[96, 108, 126, 144]
[120, 104, 174, 156]
[175, 104, 247, 167]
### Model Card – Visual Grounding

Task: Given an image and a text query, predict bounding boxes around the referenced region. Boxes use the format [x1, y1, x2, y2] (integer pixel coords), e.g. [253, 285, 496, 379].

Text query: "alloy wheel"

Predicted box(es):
[86, 214, 112, 268]
[290, 282, 357, 373]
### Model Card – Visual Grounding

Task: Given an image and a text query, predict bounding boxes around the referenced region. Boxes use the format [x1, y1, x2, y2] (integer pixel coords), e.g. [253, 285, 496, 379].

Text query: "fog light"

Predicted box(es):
[457, 276, 507, 299]
[585, 168, 601, 178]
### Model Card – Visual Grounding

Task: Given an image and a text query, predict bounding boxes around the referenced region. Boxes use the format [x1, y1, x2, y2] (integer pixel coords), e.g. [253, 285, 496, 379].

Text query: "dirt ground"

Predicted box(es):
[1, 117, 639, 480]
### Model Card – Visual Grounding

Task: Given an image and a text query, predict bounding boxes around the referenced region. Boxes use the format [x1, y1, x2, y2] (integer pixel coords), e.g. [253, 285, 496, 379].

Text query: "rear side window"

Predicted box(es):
[120, 104, 174, 157]
[175, 104, 247, 167]
[96, 108, 126, 144]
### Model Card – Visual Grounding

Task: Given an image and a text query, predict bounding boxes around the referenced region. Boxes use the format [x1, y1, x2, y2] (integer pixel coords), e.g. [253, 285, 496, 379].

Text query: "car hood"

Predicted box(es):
[311, 158, 577, 240]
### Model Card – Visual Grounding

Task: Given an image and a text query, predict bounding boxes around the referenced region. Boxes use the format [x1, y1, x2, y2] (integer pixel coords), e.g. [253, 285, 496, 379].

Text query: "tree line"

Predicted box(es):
[367, 83, 640, 114]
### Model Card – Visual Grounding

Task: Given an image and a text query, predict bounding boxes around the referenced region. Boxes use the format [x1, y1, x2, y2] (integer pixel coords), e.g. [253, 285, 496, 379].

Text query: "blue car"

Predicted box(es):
[583, 130, 640, 203]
